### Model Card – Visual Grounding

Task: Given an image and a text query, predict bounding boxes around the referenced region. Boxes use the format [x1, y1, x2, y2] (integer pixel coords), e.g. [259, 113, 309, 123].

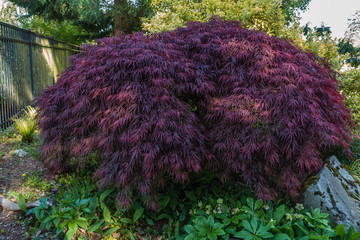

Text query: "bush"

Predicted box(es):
[339, 69, 360, 126]
[22, 175, 360, 239]
[184, 198, 360, 240]
[35, 18, 354, 207]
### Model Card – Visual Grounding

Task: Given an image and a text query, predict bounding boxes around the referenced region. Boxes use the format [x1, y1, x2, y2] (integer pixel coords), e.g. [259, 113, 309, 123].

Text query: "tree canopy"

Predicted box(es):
[4, 0, 314, 45]
[0, 1, 25, 26]
[338, 10, 360, 68]
[345, 10, 360, 47]
[142, 0, 311, 35]
[7, 0, 152, 42]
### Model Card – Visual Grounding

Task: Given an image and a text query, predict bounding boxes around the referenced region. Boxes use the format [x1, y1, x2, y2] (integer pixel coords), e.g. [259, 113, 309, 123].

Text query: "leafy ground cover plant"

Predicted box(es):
[35, 17, 355, 207]
[20, 172, 149, 240]
[21, 173, 360, 240]
[5, 170, 53, 202]
[183, 197, 360, 240]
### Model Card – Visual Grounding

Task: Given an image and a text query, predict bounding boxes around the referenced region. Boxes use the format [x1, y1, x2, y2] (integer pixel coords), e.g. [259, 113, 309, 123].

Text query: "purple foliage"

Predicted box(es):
[35, 18, 354, 207]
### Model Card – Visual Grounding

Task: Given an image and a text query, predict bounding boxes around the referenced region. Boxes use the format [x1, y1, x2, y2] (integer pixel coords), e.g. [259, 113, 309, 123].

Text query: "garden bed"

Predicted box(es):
[0, 126, 360, 240]
[0, 126, 46, 240]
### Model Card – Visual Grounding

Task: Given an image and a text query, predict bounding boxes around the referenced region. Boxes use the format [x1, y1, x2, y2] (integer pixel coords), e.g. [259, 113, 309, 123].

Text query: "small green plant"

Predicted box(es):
[6, 190, 40, 202]
[184, 215, 225, 240]
[335, 224, 360, 240]
[233, 219, 274, 240]
[26, 179, 101, 240]
[183, 197, 360, 240]
[14, 106, 38, 143]
[22, 175, 145, 239]
[19, 169, 360, 240]
[21, 170, 53, 193]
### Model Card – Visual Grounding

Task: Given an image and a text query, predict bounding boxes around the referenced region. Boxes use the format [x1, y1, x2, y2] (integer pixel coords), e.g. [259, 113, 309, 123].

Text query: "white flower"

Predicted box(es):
[263, 205, 270, 211]
[285, 213, 293, 221]
[295, 203, 304, 211]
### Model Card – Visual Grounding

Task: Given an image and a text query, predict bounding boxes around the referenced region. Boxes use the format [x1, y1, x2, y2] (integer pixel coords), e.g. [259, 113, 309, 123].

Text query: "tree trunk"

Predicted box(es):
[114, 0, 127, 35]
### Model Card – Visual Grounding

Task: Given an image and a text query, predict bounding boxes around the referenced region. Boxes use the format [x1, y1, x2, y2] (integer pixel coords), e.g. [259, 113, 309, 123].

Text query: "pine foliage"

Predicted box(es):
[35, 18, 354, 207]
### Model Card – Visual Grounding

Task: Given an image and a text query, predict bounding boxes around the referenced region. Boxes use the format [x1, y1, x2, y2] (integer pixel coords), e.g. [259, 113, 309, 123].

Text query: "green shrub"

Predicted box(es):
[14, 106, 38, 143]
[22, 176, 145, 240]
[339, 69, 360, 126]
[20, 172, 360, 240]
[184, 197, 360, 240]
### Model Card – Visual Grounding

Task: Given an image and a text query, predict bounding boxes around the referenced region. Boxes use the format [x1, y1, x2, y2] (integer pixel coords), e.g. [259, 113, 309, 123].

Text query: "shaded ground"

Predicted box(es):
[0, 127, 45, 240]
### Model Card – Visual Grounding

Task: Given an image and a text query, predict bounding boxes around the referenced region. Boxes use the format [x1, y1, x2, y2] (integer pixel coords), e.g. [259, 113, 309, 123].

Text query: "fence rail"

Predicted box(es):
[0, 21, 78, 129]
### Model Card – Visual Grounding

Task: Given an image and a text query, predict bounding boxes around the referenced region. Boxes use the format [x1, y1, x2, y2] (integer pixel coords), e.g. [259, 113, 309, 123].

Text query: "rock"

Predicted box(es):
[0, 198, 20, 211]
[302, 156, 360, 231]
[26, 200, 40, 208]
[13, 149, 27, 158]
[0, 197, 40, 211]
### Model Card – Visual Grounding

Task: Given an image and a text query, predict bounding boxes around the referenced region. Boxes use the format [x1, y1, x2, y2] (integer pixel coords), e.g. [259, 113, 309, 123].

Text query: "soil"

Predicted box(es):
[0, 129, 45, 240]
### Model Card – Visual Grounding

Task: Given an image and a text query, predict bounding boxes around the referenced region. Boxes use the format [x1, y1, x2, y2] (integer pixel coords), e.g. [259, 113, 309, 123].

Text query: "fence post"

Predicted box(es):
[27, 30, 34, 100]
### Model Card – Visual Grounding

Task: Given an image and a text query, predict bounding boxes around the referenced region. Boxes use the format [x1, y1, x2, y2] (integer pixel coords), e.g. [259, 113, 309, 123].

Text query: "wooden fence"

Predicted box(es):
[0, 21, 78, 128]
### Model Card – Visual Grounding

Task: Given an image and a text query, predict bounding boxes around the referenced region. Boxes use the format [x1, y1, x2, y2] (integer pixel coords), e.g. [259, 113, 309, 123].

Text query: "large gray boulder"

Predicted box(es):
[302, 156, 360, 231]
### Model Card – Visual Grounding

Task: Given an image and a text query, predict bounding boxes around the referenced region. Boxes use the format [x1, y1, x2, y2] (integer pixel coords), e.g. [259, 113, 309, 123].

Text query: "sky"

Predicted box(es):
[300, 0, 360, 39]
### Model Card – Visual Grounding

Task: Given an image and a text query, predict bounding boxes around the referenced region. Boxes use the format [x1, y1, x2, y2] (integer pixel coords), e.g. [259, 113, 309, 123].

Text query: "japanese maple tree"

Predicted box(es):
[35, 18, 354, 208]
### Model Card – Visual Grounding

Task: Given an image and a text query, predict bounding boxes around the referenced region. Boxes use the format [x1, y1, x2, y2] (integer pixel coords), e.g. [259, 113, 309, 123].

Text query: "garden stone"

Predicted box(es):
[0, 198, 21, 211]
[13, 149, 27, 158]
[0, 197, 40, 211]
[302, 156, 360, 231]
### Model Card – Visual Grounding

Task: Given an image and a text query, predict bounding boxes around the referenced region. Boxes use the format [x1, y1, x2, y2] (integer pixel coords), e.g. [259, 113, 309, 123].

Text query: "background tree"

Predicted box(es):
[338, 10, 360, 68]
[8, 0, 152, 42]
[143, 0, 287, 35]
[280, 0, 311, 22]
[142, 0, 344, 72]
[345, 10, 360, 47]
[142, 0, 310, 35]
[296, 23, 342, 70]
[20, 16, 89, 45]
[0, 0, 88, 44]
[0, 0, 25, 26]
